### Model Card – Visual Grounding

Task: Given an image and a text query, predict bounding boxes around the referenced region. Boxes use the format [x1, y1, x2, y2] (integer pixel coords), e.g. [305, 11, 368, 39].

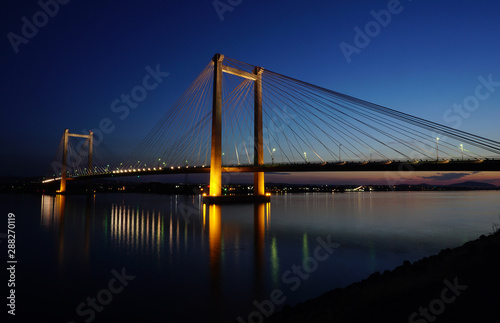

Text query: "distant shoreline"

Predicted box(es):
[0, 177, 498, 195]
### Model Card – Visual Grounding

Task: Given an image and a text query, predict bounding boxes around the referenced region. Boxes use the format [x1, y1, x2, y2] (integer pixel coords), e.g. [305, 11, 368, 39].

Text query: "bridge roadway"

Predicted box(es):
[69, 159, 500, 181]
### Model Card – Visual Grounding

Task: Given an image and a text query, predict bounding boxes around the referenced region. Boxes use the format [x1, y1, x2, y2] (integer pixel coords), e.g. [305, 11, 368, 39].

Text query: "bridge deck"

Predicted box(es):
[67, 159, 500, 181]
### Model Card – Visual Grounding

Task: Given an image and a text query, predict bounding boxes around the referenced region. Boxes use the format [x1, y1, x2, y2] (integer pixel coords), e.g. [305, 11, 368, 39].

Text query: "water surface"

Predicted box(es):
[3, 191, 499, 322]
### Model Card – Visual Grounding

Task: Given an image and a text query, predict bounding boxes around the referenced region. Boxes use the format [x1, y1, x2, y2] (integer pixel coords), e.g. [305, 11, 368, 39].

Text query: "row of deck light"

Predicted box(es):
[112, 167, 162, 174]
[111, 165, 206, 174]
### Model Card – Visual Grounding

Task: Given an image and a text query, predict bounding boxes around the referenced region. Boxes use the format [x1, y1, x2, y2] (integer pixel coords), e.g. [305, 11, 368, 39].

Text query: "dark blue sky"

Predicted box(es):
[1, 0, 500, 184]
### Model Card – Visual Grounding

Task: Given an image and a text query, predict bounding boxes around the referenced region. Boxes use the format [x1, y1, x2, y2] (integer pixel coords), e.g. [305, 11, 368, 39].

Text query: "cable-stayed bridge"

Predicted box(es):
[46, 54, 500, 199]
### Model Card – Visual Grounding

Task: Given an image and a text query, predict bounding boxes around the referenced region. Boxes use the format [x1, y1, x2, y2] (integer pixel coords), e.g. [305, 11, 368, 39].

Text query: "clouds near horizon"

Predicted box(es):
[420, 172, 475, 181]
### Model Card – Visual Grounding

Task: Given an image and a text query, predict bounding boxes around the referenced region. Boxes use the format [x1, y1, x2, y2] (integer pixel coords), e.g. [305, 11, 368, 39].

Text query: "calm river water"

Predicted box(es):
[2, 191, 499, 322]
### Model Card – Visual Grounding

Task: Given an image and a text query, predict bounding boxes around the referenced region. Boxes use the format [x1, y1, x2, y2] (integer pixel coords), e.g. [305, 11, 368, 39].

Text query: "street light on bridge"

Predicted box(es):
[436, 137, 440, 160]
[272, 148, 276, 165]
[460, 144, 464, 160]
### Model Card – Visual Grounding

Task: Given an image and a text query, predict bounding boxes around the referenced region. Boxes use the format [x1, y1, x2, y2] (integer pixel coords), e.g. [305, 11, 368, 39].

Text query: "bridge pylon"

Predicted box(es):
[57, 129, 94, 194]
[207, 54, 268, 202]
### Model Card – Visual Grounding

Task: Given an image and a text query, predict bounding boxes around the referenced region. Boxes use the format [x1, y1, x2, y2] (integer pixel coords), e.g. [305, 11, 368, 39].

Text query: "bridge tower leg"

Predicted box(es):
[87, 131, 93, 193]
[253, 67, 265, 196]
[210, 54, 223, 196]
[59, 129, 69, 194]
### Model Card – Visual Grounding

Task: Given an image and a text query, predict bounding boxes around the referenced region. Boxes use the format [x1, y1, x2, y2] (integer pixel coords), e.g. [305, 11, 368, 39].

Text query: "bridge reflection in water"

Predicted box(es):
[40, 194, 272, 320]
[41, 194, 95, 268]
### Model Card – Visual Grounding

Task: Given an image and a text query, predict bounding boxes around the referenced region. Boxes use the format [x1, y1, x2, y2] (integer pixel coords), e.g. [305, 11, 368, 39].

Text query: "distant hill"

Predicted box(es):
[448, 181, 497, 188]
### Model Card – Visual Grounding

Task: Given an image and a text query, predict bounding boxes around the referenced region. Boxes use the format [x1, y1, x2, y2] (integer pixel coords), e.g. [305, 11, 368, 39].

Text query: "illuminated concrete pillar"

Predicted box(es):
[87, 131, 93, 192]
[254, 67, 265, 196]
[210, 54, 224, 196]
[88, 131, 93, 172]
[59, 129, 69, 193]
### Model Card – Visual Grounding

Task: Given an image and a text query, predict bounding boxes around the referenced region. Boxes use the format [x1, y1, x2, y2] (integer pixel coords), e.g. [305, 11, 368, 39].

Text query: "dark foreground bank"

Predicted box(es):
[267, 231, 500, 323]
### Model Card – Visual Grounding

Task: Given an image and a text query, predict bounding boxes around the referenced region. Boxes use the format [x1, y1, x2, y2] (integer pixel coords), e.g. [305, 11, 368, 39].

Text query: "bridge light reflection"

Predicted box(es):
[41, 194, 63, 228]
[302, 233, 309, 260]
[271, 236, 279, 286]
[110, 204, 164, 256]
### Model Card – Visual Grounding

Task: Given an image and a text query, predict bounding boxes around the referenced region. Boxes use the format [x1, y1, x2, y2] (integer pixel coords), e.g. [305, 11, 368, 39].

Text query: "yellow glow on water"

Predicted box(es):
[169, 215, 173, 255]
[266, 202, 271, 229]
[146, 210, 150, 249]
[40, 195, 56, 228]
[202, 203, 206, 230]
[209, 205, 222, 267]
[255, 203, 266, 241]
[157, 213, 162, 258]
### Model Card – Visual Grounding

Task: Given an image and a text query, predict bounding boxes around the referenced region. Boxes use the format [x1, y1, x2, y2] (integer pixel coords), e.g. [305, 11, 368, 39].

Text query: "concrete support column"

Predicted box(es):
[88, 131, 93, 172]
[253, 67, 265, 196]
[59, 129, 69, 193]
[210, 54, 224, 196]
[87, 131, 93, 192]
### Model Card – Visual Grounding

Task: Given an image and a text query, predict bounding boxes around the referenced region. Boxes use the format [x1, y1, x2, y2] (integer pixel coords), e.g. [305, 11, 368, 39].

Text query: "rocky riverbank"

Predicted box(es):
[268, 231, 500, 323]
